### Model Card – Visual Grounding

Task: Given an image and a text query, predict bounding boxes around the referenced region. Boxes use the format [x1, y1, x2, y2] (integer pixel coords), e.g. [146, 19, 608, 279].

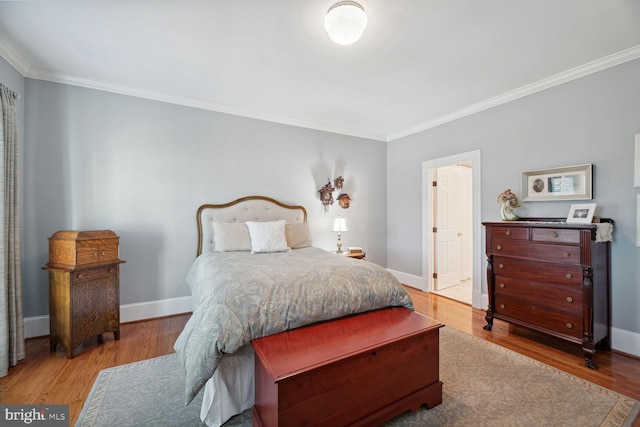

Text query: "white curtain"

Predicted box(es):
[0, 83, 24, 377]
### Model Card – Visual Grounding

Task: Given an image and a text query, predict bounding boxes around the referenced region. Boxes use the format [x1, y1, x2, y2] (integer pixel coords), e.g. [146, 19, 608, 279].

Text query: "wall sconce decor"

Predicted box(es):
[318, 176, 351, 212]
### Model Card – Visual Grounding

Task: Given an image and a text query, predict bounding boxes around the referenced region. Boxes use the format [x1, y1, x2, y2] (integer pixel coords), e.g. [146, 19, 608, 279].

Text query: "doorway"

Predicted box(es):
[422, 150, 482, 309]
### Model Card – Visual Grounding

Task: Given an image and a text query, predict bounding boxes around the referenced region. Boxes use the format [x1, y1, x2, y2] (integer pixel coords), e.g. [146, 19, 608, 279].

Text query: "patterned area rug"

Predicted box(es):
[76, 326, 639, 427]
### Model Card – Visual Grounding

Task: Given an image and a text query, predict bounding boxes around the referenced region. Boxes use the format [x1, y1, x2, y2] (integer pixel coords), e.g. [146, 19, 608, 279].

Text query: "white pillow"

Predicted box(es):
[212, 222, 251, 252]
[245, 220, 291, 254]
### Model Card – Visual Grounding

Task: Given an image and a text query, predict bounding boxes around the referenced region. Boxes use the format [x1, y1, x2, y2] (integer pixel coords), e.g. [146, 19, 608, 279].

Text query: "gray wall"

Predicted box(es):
[387, 58, 640, 334]
[22, 79, 387, 317]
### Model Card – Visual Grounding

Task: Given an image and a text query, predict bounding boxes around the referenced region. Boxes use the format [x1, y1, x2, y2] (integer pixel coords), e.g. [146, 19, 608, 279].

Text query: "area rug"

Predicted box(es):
[76, 326, 639, 427]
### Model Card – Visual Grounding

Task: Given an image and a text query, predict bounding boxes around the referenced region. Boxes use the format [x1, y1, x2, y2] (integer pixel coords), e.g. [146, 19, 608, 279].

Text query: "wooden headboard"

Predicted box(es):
[196, 196, 308, 256]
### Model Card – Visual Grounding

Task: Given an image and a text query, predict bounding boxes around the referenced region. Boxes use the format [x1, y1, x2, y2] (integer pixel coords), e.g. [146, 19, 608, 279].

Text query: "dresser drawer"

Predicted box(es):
[488, 226, 529, 241]
[71, 265, 118, 283]
[531, 228, 580, 244]
[494, 295, 582, 339]
[493, 256, 582, 285]
[494, 275, 582, 315]
[492, 239, 580, 264]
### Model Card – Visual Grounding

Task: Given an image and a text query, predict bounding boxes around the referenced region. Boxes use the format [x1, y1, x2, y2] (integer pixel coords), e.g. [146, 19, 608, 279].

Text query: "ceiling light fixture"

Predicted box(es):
[324, 1, 368, 46]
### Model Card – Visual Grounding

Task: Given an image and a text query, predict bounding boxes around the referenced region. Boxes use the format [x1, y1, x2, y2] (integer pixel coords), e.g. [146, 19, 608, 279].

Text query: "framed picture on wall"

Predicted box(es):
[566, 203, 596, 224]
[521, 164, 592, 201]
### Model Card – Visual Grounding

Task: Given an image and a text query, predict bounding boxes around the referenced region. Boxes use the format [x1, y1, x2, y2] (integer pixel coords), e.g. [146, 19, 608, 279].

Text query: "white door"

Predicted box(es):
[434, 166, 462, 290]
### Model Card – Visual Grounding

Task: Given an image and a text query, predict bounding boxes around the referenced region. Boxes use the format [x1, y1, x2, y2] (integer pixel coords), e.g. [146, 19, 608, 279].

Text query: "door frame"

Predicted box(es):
[422, 150, 483, 309]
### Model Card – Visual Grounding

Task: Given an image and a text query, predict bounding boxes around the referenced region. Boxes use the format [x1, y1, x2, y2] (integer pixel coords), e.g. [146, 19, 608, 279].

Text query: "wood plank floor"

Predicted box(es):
[1, 286, 639, 426]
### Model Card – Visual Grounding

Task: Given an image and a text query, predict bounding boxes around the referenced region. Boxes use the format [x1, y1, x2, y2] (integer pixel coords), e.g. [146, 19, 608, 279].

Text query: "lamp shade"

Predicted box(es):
[324, 1, 368, 45]
[332, 217, 348, 232]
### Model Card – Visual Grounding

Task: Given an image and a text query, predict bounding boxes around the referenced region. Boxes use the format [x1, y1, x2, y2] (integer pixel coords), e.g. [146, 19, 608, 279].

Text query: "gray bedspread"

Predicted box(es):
[174, 246, 413, 404]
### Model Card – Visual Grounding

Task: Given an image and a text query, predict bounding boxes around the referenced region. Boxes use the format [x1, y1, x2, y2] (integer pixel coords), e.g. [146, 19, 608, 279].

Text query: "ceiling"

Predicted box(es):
[1, 1, 639, 142]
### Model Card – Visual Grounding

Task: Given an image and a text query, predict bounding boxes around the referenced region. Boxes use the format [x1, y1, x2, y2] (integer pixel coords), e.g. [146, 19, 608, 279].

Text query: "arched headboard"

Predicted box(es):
[196, 196, 308, 256]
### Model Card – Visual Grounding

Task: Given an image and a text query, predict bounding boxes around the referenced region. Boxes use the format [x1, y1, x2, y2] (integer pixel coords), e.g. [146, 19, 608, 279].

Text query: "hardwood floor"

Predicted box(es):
[1, 287, 639, 426]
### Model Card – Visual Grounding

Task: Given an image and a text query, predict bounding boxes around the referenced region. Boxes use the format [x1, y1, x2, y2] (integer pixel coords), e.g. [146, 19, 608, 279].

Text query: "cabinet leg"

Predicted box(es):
[50, 340, 57, 353]
[97, 334, 104, 343]
[114, 330, 120, 340]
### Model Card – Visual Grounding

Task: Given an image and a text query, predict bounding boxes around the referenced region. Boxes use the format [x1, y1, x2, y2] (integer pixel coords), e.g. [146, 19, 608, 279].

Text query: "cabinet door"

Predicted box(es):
[71, 268, 119, 343]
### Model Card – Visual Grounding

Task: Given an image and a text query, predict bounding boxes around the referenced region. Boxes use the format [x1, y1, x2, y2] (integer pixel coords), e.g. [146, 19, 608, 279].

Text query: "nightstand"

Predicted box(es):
[43, 230, 125, 358]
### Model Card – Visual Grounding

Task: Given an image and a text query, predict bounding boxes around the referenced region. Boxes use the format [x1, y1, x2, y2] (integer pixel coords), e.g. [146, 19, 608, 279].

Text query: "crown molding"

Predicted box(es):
[26, 67, 387, 141]
[387, 44, 640, 142]
[0, 31, 31, 76]
[1, 29, 638, 143]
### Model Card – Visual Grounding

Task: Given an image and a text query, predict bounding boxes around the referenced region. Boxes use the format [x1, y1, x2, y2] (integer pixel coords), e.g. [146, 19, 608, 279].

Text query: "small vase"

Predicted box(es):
[500, 204, 519, 221]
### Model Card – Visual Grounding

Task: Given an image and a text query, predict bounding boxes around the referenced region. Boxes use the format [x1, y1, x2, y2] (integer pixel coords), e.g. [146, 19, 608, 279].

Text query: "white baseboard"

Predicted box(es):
[23, 287, 640, 358]
[23, 295, 194, 339]
[387, 269, 427, 291]
[611, 326, 640, 358]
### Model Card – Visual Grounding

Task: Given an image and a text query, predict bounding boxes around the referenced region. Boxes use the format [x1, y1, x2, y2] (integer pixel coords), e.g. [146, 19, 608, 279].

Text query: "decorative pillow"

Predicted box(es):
[285, 222, 313, 249]
[212, 222, 251, 252]
[245, 220, 291, 254]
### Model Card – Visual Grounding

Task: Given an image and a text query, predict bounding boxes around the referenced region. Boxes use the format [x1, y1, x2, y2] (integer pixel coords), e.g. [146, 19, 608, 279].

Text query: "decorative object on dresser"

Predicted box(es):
[497, 189, 520, 221]
[566, 203, 597, 224]
[43, 230, 125, 359]
[483, 218, 613, 369]
[332, 216, 348, 253]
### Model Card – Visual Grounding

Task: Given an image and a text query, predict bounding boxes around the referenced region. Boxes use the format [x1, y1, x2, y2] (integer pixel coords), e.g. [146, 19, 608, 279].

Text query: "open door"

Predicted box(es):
[434, 166, 462, 290]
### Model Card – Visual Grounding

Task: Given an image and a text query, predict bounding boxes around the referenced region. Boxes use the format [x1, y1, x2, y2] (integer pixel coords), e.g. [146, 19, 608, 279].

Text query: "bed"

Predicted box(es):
[173, 196, 414, 426]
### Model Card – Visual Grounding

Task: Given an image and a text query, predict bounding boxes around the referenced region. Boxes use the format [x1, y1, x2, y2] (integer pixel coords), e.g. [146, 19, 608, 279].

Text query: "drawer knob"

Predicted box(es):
[563, 251, 570, 257]
[497, 245, 502, 250]
[499, 304, 505, 309]
[566, 323, 573, 329]
[505, 230, 511, 236]
[499, 283, 505, 288]
[565, 273, 573, 279]
[498, 264, 504, 269]
[101, 252, 106, 256]
[93, 252, 99, 257]
[108, 268, 114, 273]
[566, 296, 573, 303]
[551, 231, 558, 238]
[76, 274, 84, 279]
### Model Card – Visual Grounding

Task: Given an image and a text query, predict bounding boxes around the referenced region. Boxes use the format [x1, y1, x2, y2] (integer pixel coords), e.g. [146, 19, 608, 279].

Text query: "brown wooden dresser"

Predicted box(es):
[43, 230, 125, 358]
[483, 218, 613, 369]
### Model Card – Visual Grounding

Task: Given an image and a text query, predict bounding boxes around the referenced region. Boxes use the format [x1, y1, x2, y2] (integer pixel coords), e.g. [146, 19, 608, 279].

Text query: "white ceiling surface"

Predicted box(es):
[1, 1, 640, 142]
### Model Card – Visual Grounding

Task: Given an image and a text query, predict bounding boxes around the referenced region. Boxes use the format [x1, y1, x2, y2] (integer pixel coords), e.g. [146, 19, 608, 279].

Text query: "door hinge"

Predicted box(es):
[432, 180, 437, 187]
[432, 227, 437, 233]
[432, 273, 438, 279]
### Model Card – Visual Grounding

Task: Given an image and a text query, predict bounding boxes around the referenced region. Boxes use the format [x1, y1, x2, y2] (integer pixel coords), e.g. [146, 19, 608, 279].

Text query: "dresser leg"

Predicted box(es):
[483, 307, 494, 331]
[583, 347, 598, 370]
[50, 340, 57, 353]
[114, 330, 120, 340]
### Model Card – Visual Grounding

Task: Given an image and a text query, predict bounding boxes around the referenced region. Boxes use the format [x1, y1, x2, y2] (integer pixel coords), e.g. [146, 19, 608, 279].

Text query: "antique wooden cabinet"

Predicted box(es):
[43, 230, 125, 358]
[483, 218, 612, 369]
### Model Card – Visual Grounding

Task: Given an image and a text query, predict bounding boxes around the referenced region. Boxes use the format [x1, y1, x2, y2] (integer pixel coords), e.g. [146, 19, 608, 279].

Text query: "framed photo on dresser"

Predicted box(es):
[566, 203, 596, 224]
